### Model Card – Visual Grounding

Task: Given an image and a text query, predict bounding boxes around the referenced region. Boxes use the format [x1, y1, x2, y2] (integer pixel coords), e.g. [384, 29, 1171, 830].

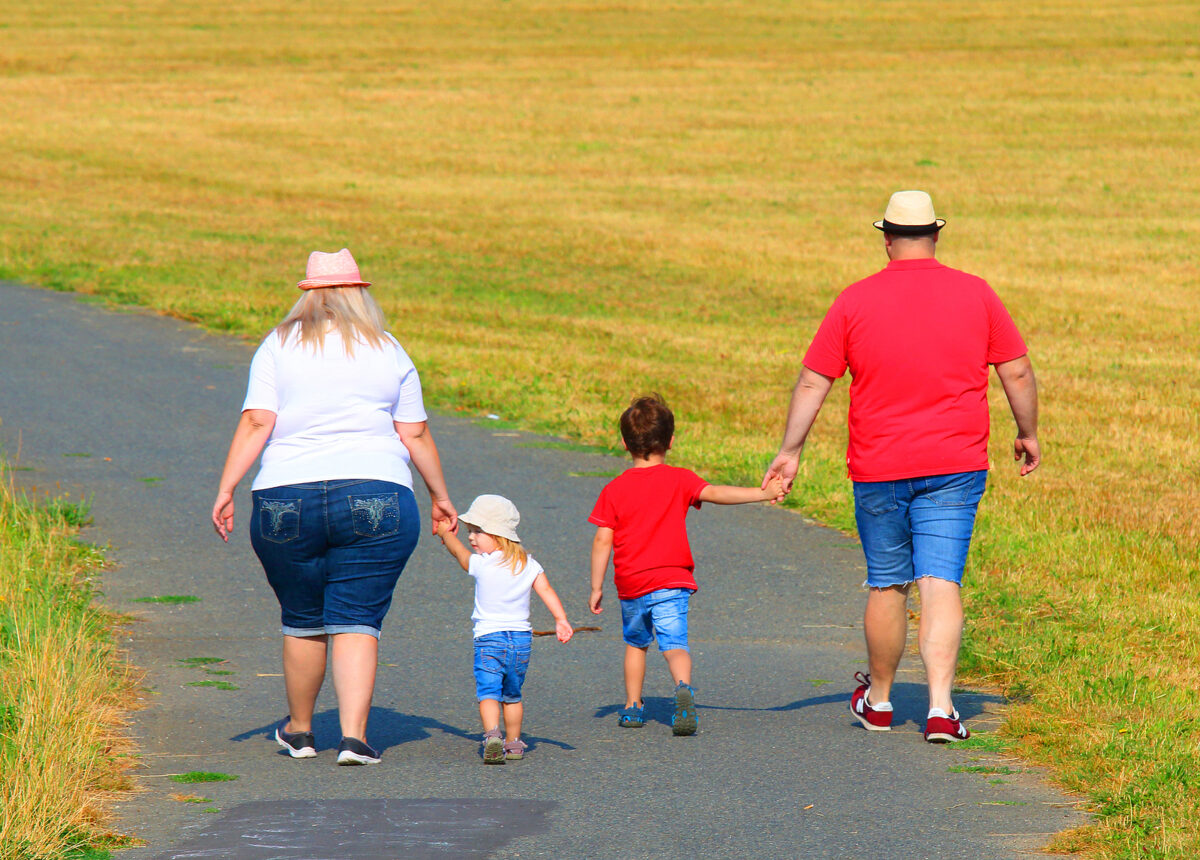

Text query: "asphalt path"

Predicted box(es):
[0, 282, 1084, 859]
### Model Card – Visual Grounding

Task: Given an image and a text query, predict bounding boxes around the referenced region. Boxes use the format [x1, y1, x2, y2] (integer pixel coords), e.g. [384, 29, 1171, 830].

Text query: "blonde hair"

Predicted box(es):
[274, 286, 388, 357]
[491, 534, 529, 575]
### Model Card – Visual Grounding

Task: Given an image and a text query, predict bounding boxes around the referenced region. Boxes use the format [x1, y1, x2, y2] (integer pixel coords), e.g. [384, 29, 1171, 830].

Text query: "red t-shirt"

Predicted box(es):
[803, 258, 1027, 482]
[588, 464, 709, 600]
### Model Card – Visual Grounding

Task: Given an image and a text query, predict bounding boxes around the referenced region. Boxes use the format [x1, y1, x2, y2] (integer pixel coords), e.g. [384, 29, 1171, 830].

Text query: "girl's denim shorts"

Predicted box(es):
[250, 479, 420, 638]
[473, 631, 532, 704]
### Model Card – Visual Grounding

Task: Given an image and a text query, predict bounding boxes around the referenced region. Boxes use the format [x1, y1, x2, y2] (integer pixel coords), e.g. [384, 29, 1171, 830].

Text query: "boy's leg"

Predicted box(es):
[479, 699, 502, 732]
[663, 648, 692, 686]
[624, 644, 649, 707]
[502, 702, 524, 742]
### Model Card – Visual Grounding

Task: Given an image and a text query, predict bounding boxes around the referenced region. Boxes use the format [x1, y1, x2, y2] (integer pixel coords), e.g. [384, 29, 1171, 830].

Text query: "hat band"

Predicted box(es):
[879, 219, 942, 236]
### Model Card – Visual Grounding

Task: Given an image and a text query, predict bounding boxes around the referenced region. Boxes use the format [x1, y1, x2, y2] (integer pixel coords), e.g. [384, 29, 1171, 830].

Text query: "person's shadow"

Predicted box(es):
[232, 707, 576, 756]
[594, 683, 1002, 730]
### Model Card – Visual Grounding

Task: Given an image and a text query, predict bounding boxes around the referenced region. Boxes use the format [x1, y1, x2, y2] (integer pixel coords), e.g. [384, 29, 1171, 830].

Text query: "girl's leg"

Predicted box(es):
[624, 644, 649, 707]
[281, 634, 328, 732]
[330, 632, 378, 741]
[663, 648, 692, 687]
[479, 699, 502, 731]
[501, 702, 524, 742]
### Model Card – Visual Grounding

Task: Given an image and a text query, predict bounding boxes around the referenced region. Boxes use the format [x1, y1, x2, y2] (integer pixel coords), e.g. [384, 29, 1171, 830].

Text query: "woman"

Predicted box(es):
[212, 248, 456, 765]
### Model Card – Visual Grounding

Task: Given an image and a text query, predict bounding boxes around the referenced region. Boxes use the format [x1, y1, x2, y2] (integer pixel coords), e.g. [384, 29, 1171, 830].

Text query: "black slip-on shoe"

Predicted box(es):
[336, 736, 381, 765]
[275, 718, 317, 759]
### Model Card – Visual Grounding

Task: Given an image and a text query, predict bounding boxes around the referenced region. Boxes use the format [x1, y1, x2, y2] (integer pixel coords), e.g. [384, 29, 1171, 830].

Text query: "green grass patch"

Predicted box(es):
[952, 733, 1011, 753]
[133, 595, 199, 604]
[567, 470, 621, 478]
[186, 680, 239, 691]
[168, 772, 237, 784]
[949, 765, 1022, 776]
[62, 452, 91, 458]
[176, 657, 223, 666]
[136, 477, 163, 485]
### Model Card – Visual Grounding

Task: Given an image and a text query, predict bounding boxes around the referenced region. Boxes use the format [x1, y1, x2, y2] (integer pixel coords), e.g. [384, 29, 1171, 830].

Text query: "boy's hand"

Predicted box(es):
[555, 619, 574, 643]
[764, 474, 788, 504]
[589, 588, 604, 614]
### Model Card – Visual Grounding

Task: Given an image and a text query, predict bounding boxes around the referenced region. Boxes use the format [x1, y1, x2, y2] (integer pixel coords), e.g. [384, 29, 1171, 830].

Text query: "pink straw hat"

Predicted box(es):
[296, 248, 371, 290]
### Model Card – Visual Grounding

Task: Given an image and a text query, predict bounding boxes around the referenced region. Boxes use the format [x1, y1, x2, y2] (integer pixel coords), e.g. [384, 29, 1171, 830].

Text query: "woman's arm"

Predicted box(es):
[532, 573, 574, 642]
[395, 420, 458, 534]
[212, 409, 276, 541]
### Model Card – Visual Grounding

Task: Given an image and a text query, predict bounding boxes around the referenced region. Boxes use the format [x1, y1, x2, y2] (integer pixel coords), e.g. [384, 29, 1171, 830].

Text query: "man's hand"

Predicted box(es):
[589, 588, 604, 615]
[762, 452, 800, 495]
[1014, 436, 1041, 476]
[762, 474, 788, 504]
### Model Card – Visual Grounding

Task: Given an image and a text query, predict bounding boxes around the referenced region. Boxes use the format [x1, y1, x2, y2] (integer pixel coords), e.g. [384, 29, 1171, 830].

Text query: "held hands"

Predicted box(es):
[762, 451, 800, 498]
[589, 588, 604, 615]
[555, 619, 574, 643]
[762, 474, 788, 504]
[211, 490, 235, 542]
[430, 496, 458, 536]
[1014, 436, 1041, 476]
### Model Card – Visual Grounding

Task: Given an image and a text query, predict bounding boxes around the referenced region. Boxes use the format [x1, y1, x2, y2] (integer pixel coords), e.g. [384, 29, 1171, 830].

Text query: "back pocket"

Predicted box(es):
[259, 498, 301, 544]
[853, 481, 898, 515]
[348, 493, 401, 537]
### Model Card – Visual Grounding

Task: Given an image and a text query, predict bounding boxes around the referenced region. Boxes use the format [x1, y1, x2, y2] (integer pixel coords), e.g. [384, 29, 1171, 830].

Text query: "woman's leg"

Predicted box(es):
[281, 634, 327, 732]
[330, 632, 378, 741]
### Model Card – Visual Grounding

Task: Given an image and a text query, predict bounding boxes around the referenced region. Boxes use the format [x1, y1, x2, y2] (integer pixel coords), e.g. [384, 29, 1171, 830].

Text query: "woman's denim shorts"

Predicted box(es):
[619, 588, 693, 652]
[473, 631, 532, 703]
[250, 479, 420, 638]
[853, 470, 987, 589]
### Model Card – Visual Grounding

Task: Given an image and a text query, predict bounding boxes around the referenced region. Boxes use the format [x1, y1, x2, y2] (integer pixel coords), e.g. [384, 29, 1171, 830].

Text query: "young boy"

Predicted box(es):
[588, 394, 787, 735]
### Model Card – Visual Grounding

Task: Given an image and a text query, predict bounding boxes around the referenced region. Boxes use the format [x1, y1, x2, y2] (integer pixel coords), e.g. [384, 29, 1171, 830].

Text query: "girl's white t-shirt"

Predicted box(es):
[242, 329, 428, 491]
[469, 551, 544, 638]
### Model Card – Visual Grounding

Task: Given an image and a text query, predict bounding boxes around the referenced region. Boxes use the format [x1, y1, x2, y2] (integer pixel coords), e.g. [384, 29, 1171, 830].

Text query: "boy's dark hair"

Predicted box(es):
[620, 394, 674, 459]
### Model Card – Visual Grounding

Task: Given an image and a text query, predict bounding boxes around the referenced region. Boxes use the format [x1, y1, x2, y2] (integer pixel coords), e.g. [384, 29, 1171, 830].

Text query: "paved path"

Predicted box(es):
[0, 282, 1084, 859]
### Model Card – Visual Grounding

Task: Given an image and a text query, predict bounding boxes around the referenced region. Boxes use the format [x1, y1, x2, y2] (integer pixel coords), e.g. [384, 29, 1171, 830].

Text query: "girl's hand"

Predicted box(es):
[555, 619, 574, 643]
[212, 490, 235, 542]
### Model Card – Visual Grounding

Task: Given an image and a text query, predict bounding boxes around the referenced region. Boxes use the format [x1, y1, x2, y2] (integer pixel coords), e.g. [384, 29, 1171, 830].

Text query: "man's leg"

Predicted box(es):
[915, 576, 963, 714]
[862, 583, 910, 704]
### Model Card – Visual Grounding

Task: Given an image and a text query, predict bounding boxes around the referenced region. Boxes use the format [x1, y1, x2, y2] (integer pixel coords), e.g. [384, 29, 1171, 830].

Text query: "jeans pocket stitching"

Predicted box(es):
[348, 493, 401, 537]
[258, 498, 301, 544]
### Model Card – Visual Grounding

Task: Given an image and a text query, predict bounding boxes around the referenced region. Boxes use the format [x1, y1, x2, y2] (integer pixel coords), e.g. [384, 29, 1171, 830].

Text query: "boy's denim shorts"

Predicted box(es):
[473, 631, 532, 703]
[853, 470, 987, 589]
[619, 588, 693, 652]
[250, 479, 420, 638]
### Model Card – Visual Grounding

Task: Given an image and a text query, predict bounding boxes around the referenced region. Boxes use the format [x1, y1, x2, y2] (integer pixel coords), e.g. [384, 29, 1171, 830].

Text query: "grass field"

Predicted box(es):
[1, 1, 1198, 855]
[0, 474, 135, 858]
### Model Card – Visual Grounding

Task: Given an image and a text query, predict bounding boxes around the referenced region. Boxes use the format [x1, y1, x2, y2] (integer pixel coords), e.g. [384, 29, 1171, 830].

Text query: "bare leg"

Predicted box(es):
[329, 632, 378, 742]
[281, 634, 327, 732]
[502, 702, 524, 742]
[863, 584, 910, 704]
[624, 644, 649, 707]
[915, 577, 964, 714]
[663, 649, 692, 687]
[479, 699, 501, 732]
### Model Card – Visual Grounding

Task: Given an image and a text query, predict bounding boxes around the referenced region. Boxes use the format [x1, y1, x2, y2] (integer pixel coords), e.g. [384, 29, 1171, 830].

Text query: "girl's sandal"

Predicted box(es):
[617, 705, 645, 728]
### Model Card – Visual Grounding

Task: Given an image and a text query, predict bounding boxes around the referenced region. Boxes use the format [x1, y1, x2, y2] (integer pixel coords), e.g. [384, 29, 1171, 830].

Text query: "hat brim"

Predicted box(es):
[296, 278, 371, 290]
[458, 513, 521, 543]
[873, 219, 945, 236]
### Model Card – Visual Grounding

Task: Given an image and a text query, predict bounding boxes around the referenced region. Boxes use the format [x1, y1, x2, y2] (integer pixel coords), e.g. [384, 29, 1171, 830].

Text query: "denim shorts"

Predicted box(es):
[250, 479, 420, 638]
[473, 631, 532, 704]
[619, 588, 693, 652]
[853, 470, 988, 589]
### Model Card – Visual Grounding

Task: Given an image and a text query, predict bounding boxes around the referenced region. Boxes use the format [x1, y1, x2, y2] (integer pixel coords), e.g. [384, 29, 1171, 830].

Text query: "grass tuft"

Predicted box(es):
[167, 772, 237, 784]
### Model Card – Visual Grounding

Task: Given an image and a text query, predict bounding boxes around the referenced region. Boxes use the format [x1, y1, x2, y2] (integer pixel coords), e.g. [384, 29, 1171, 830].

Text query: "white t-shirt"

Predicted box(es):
[242, 329, 428, 491]
[469, 550, 544, 638]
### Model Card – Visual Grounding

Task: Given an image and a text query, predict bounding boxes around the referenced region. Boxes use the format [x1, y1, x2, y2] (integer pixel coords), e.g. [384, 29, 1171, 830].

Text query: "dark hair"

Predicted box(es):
[620, 394, 674, 459]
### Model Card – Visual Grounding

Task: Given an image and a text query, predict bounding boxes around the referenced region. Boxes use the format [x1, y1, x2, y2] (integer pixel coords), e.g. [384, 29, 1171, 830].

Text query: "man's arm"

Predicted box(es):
[589, 526, 614, 614]
[994, 354, 1040, 476]
[762, 366, 836, 491]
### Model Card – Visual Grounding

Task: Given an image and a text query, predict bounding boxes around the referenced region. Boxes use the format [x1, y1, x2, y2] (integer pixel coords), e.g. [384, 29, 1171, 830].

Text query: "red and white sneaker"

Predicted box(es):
[850, 671, 893, 731]
[924, 707, 970, 743]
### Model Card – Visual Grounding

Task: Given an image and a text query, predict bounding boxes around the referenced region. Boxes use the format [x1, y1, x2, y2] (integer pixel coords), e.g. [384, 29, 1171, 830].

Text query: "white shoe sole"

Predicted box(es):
[275, 729, 317, 758]
[336, 750, 381, 765]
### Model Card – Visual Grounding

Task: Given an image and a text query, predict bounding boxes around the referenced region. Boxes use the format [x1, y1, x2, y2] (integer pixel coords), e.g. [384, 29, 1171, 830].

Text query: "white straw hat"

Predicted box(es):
[459, 494, 522, 542]
[296, 248, 371, 290]
[873, 190, 946, 235]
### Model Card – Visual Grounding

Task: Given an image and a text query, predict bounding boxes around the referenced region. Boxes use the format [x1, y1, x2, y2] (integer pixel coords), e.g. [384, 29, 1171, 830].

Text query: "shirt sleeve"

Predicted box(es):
[390, 338, 429, 424]
[241, 335, 279, 413]
[802, 295, 850, 379]
[681, 468, 710, 509]
[982, 286, 1028, 364]
[467, 553, 484, 579]
[588, 484, 616, 528]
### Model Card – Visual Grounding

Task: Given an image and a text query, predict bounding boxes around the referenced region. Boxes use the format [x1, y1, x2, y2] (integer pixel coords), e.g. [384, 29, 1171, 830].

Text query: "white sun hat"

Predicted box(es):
[459, 494, 522, 542]
[873, 190, 946, 235]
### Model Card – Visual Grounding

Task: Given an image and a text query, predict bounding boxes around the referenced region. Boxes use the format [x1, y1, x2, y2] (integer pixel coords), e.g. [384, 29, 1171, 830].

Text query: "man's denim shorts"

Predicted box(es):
[853, 470, 988, 589]
[619, 588, 693, 652]
[250, 479, 420, 638]
[473, 631, 532, 703]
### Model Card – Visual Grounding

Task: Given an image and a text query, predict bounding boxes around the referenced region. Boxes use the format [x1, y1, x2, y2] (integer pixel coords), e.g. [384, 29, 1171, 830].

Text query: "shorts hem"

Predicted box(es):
[281, 626, 328, 638]
[325, 624, 382, 638]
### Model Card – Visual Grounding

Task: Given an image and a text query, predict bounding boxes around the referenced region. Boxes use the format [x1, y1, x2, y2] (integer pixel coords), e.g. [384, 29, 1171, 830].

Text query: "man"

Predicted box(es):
[763, 190, 1039, 743]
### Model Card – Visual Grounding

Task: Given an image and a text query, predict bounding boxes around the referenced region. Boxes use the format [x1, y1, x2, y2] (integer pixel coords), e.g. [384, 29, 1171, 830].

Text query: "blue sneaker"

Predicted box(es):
[671, 682, 698, 736]
[617, 704, 646, 728]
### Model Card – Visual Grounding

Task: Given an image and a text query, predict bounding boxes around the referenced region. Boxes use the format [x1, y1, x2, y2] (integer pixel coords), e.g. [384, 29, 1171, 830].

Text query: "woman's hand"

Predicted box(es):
[212, 490, 236, 542]
[430, 496, 458, 536]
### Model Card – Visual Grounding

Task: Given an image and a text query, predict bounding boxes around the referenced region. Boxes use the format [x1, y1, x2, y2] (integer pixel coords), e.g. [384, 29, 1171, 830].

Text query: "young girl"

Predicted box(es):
[436, 494, 573, 764]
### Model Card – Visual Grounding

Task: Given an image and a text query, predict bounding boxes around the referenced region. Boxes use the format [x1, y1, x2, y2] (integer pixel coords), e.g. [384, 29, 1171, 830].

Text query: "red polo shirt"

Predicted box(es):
[803, 258, 1027, 482]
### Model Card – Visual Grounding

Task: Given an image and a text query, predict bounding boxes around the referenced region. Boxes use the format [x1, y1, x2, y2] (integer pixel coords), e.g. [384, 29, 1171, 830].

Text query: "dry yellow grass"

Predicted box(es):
[0, 1, 1197, 855]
